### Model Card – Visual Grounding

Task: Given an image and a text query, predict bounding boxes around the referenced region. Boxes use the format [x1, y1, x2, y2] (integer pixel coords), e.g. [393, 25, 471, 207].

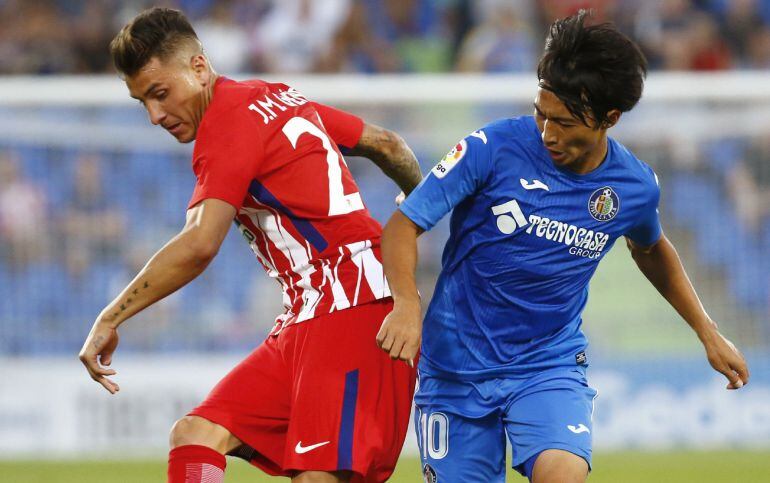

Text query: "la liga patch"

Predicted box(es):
[431, 139, 467, 179]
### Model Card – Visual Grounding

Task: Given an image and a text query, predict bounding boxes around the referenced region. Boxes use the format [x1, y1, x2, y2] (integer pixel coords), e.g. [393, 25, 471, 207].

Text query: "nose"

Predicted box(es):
[541, 120, 558, 147]
[146, 102, 166, 126]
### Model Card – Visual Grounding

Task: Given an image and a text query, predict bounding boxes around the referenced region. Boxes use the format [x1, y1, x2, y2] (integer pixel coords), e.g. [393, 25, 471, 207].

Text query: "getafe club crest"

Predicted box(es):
[588, 186, 620, 221]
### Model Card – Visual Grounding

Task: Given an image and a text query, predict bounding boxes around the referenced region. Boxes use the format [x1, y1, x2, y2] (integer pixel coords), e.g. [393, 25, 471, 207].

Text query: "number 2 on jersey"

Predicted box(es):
[282, 116, 364, 216]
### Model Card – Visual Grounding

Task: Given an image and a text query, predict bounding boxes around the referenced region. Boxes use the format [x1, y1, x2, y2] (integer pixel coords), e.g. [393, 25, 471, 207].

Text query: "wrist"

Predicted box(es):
[97, 311, 122, 329]
[393, 294, 421, 311]
[695, 318, 719, 345]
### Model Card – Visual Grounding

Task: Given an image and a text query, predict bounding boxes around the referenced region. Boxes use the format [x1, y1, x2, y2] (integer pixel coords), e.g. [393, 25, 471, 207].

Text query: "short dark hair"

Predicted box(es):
[110, 7, 200, 77]
[537, 10, 647, 127]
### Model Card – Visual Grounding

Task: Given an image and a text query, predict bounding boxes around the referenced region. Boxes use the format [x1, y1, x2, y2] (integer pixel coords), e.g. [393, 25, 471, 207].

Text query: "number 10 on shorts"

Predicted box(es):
[419, 411, 449, 460]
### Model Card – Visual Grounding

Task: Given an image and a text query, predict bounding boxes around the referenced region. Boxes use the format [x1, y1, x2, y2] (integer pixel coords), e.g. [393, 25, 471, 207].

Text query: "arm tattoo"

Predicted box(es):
[347, 126, 423, 195]
[92, 335, 105, 350]
[106, 280, 151, 322]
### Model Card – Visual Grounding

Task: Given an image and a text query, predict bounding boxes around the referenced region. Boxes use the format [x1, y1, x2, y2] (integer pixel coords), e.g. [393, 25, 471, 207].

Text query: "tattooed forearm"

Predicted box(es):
[102, 280, 151, 325]
[348, 125, 423, 195]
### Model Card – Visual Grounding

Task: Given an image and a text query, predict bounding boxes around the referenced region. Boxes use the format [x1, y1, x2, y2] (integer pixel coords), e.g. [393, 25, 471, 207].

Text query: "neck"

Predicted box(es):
[566, 135, 608, 175]
[193, 72, 219, 127]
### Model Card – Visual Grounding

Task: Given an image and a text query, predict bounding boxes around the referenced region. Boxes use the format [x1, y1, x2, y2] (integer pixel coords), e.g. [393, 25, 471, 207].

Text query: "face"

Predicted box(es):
[126, 54, 213, 143]
[533, 87, 618, 172]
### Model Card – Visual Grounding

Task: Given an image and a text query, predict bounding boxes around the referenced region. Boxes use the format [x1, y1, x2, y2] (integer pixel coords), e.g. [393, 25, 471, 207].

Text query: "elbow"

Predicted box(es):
[377, 128, 407, 161]
[186, 236, 220, 267]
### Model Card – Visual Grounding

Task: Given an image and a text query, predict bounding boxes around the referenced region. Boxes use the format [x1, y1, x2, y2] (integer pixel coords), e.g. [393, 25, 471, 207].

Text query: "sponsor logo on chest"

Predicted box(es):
[491, 186, 620, 259]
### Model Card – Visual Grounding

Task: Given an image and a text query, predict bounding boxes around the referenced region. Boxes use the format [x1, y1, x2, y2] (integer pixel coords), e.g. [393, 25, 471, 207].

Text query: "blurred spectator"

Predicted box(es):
[456, 1, 537, 72]
[538, 0, 619, 25]
[195, 1, 251, 74]
[250, 0, 351, 73]
[0, 151, 49, 268]
[70, 1, 117, 73]
[689, 12, 733, 70]
[61, 153, 126, 263]
[0, 1, 77, 74]
[746, 26, 770, 69]
[320, 1, 402, 72]
[726, 135, 770, 234]
[721, 0, 766, 64]
[366, 0, 454, 72]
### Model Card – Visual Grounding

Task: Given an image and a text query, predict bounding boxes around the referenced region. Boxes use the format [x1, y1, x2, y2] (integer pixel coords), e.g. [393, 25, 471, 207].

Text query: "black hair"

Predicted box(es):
[110, 7, 200, 77]
[537, 10, 648, 127]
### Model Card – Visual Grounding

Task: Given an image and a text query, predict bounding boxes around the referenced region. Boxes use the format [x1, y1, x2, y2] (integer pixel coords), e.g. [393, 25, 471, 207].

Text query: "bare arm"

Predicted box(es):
[376, 210, 424, 365]
[347, 123, 423, 195]
[627, 234, 749, 389]
[78, 198, 235, 393]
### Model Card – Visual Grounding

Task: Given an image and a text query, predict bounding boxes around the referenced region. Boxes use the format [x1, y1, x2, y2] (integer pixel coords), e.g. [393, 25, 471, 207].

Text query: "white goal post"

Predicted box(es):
[2, 71, 770, 106]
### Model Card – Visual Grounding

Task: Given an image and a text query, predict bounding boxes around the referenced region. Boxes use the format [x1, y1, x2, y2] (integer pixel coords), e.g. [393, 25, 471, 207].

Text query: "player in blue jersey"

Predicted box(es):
[375, 10, 749, 483]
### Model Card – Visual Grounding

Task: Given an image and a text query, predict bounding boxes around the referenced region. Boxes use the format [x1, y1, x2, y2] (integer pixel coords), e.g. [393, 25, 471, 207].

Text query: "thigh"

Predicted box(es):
[531, 449, 588, 483]
[504, 368, 597, 479]
[414, 405, 506, 483]
[284, 298, 417, 483]
[189, 335, 292, 476]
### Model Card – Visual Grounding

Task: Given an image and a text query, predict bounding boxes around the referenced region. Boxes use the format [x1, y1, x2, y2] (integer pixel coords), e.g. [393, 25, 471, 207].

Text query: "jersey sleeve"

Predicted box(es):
[311, 102, 364, 148]
[399, 131, 493, 231]
[188, 109, 263, 211]
[625, 174, 662, 247]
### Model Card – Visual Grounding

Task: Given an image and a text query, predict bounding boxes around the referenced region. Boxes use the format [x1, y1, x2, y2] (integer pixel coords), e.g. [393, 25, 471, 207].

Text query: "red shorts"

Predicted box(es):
[189, 298, 417, 482]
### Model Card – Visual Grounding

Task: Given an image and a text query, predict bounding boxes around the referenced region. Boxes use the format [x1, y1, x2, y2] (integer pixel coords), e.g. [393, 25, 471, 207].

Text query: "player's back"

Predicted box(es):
[190, 78, 389, 333]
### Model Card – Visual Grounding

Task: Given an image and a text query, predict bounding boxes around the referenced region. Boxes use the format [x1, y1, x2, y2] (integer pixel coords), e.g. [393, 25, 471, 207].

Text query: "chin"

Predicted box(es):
[174, 132, 195, 144]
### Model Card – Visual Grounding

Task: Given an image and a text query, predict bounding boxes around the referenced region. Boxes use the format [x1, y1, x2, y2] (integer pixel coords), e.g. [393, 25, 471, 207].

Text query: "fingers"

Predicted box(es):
[721, 359, 747, 390]
[376, 327, 394, 352]
[84, 362, 120, 394]
[95, 375, 120, 394]
[396, 342, 419, 368]
[726, 361, 749, 390]
[79, 351, 119, 394]
[376, 324, 419, 367]
[725, 370, 744, 390]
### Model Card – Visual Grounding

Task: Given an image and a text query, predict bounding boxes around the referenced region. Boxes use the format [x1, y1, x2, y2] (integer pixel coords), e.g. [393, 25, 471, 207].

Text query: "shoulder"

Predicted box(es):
[472, 116, 537, 145]
[610, 138, 660, 194]
[197, 78, 270, 139]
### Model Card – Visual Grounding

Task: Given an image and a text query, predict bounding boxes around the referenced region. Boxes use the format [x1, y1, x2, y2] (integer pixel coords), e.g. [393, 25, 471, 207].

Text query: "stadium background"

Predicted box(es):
[1, 0, 769, 481]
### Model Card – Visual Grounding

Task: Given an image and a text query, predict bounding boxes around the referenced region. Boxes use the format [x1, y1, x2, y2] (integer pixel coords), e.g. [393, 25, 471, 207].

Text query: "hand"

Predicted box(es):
[395, 191, 406, 206]
[702, 329, 749, 390]
[376, 301, 421, 367]
[79, 320, 121, 394]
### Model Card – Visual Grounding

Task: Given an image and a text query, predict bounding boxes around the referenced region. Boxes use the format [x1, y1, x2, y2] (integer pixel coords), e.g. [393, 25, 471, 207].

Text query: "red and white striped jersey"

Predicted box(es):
[189, 77, 390, 334]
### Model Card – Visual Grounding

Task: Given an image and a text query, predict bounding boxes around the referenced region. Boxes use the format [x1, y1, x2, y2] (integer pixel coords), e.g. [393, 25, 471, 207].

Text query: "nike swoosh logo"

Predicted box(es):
[295, 441, 331, 454]
[567, 424, 590, 434]
[520, 178, 550, 191]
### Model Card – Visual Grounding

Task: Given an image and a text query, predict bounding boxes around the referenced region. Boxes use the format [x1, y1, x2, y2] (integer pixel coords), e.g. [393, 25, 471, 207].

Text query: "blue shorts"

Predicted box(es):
[414, 366, 597, 482]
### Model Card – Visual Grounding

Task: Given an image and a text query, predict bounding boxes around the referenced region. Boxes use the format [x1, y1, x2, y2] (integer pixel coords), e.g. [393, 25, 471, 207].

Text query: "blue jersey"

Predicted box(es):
[400, 116, 661, 379]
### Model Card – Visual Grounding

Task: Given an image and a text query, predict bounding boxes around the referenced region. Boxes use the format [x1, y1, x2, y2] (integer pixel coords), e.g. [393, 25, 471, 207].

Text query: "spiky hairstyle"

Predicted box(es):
[110, 7, 200, 77]
[537, 10, 648, 127]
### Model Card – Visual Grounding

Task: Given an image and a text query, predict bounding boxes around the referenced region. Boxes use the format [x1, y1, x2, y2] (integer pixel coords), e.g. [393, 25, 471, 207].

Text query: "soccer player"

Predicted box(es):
[377, 11, 750, 483]
[78, 8, 421, 483]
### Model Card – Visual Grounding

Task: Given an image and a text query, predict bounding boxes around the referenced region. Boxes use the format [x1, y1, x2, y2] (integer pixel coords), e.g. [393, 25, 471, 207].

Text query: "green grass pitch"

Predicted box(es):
[2, 452, 770, 482]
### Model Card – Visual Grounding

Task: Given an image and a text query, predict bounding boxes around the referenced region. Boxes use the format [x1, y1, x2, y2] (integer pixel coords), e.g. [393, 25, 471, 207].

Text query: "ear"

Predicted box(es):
[603, 109, 622, 129]
[190, 54, 212, 85]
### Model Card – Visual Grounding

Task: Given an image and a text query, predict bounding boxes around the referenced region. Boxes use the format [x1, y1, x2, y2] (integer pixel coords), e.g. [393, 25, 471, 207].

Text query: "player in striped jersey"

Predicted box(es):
[78, 8, 421, 483]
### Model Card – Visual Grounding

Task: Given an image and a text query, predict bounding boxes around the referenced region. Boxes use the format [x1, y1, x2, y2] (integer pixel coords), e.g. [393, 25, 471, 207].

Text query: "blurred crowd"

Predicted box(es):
[1, 121, 769, 354]
[2, 0, 770, 75]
